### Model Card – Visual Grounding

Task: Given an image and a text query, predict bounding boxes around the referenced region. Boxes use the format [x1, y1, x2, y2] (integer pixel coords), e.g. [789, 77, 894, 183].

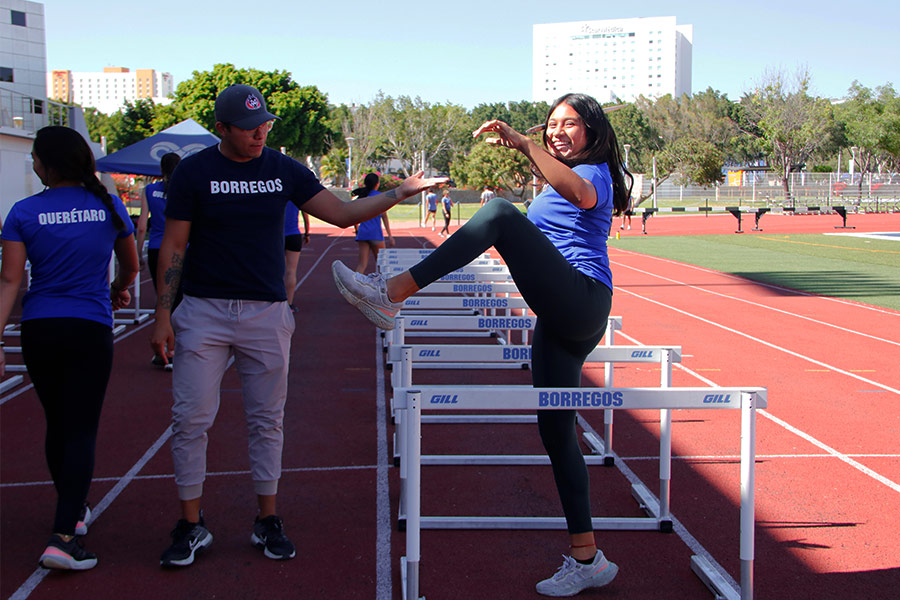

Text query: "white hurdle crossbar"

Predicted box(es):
[397, 385, 766, 600]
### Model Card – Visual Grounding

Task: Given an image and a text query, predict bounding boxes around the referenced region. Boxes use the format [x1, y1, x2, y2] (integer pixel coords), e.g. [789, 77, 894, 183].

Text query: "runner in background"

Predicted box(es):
[353, 173, 394, 273]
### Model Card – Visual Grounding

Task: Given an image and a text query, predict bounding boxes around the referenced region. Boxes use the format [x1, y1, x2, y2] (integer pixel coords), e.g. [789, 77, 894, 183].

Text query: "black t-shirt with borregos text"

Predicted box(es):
[165, 145, 324, 301]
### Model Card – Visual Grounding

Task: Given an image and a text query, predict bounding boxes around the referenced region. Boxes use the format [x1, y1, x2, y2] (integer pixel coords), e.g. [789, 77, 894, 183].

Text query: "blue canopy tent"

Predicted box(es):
[95, 118, 218, 175]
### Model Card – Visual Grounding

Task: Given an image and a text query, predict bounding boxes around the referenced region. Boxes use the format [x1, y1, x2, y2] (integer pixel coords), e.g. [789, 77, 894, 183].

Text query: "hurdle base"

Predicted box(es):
[582, 431, 615, 466]
[631, 483, 661, 519]
[400, 556, 425, 600]
[0, 375, 24, 394]
[398, 515, 662, 531]
[690, 555, 739, 600]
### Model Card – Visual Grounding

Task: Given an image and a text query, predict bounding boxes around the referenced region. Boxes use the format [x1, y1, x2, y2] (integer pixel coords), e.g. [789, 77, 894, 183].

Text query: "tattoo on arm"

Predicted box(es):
[384, 189, 398, 201]
[159, 252, 183, 310]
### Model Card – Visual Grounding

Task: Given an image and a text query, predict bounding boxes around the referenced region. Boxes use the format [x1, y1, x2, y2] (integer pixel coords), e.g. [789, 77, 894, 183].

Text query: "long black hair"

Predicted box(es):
[160, 152, 181, 194]
[33, 126, 127, 231]
[541, 93, 633, 216]
[351, 172, 380, 199]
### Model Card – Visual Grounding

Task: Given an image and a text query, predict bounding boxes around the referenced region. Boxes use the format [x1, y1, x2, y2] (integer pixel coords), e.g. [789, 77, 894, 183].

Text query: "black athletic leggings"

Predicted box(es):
[21, 318, 113, 536]
[409, 197, 613, 534]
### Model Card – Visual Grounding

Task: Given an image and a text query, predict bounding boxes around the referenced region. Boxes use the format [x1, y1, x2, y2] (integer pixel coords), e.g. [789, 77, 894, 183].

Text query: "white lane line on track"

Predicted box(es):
[616, 328, 900, 494]
[612, 247, 900, 317]
[9, 453, 900, 489]
[9, 427, 173, 600]
[611, 257, 900, 348]
[8, 231, 350, 599]
[616, 288, 900, 396]
[374, 329, 392, 600]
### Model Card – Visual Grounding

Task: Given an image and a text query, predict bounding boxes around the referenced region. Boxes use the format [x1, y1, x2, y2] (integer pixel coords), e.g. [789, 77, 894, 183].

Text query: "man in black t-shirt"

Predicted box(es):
[152, 84, 447, 568]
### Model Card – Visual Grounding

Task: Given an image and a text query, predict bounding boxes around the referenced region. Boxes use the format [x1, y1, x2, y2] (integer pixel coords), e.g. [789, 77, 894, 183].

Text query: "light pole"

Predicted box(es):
[849, 146, 858, 179]
[345, 137, 355, 189]
[623, 144, 631, 169]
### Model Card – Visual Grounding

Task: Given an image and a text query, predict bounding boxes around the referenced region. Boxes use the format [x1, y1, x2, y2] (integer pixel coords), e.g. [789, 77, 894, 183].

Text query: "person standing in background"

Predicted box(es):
[353, 173, 394, 273]
[424, 187, 438, 230]
[136, 153, 181, 368]
[284, 201, 310, 312]
[439, 188, 453, 237]
[480, 185, 495, 206]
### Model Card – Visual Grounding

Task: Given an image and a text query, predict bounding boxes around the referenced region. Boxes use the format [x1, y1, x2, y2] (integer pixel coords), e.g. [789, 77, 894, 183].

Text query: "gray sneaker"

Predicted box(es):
[535, 550, 618, 597]
[332, 260, 402, 330]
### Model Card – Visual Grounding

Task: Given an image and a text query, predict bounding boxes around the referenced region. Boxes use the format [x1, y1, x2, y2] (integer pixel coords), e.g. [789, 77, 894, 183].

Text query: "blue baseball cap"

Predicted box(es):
[214, 84, 280, 130]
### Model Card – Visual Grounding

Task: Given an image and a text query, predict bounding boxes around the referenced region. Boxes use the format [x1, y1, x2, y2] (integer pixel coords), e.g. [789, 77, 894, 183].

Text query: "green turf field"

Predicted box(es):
[609, 233, 900, 311]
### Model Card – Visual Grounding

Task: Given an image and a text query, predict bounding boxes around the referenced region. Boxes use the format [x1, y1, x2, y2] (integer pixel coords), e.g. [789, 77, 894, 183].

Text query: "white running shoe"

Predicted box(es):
[535, 550, 618, 597]
[332, 261, 402, 330]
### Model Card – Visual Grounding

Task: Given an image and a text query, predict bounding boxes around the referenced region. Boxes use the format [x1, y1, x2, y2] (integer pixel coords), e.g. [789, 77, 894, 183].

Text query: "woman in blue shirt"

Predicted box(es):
[352, 173, 394, 273]
[333, 93, 632, 597]
[0, 126, 139, 571]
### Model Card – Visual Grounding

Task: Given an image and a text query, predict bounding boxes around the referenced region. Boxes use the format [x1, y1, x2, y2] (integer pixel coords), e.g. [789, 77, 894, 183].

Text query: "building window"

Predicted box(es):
[0, 67, 13, 83]
[11, 10, 26, 26]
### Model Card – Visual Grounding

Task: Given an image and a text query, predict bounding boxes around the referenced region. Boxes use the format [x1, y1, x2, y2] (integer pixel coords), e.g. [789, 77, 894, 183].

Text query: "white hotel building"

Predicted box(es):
[533, 16, 693, 104]
[48, 67, 175, 115]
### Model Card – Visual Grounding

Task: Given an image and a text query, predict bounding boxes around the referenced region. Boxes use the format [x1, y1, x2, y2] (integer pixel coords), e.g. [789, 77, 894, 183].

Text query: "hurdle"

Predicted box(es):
[109, 254, 153, 326]
[397, 385, 766, 600]
[391, 343, 682, 531]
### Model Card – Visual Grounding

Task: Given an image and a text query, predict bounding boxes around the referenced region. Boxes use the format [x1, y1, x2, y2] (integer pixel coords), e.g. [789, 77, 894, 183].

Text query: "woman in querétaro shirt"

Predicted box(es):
[333, 93, 632, 597]
[352, 173, 394, 273]
[0, 126, 140, 570]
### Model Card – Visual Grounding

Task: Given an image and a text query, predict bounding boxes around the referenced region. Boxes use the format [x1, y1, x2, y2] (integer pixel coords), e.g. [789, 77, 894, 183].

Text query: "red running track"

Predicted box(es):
[1, 212, 898, 599]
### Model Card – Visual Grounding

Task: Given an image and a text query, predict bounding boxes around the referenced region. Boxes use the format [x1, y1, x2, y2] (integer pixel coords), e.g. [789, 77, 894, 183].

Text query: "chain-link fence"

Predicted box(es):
[632, 171, 900, 212]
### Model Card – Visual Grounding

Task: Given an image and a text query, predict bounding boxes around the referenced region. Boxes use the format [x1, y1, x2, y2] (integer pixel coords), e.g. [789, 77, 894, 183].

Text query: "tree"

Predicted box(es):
[108, 99, 156, 152]
[83, 106, 117, 146]
[450, 142, 532, 200]
[170, 63, 331, 157]
[625, 93, 729, 204]
[739, 69, 835, 200]
[318, 147, 348, 188]
[835, 81, 900, 190]
[369, 93, 470, 177]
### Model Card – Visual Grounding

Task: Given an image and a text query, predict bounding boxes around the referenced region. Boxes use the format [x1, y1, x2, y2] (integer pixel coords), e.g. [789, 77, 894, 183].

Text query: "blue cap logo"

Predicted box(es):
[245, 95, 261, 110]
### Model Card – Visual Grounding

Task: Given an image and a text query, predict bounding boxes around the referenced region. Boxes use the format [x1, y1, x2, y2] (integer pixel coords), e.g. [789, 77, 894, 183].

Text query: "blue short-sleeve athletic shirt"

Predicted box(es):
[526, 162, 614, 290]
[2, 186, 134, 325]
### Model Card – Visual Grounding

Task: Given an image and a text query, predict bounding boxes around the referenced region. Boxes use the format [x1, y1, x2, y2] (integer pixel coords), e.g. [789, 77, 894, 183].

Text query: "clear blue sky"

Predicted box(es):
[44, 0, 899, 109]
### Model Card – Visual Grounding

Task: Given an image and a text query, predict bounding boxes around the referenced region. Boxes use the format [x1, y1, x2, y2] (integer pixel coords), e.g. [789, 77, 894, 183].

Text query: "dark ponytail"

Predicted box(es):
[541, 93, 634, 216]
[160, 152, 181, 194]
[33, 126, 127, 231]
[351, 172, 380, 199]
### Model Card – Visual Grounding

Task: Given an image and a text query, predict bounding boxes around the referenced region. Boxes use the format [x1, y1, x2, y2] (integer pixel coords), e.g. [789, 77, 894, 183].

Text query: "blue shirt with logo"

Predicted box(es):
[144, 180, 168, 249]
[526, 162, 614, 290]
[165, 145, 324, 301]
[2, 186, 134, 326]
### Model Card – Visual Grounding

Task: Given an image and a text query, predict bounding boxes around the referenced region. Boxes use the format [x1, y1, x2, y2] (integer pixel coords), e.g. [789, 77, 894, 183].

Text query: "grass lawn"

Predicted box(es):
[609, 233, 900, 311]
